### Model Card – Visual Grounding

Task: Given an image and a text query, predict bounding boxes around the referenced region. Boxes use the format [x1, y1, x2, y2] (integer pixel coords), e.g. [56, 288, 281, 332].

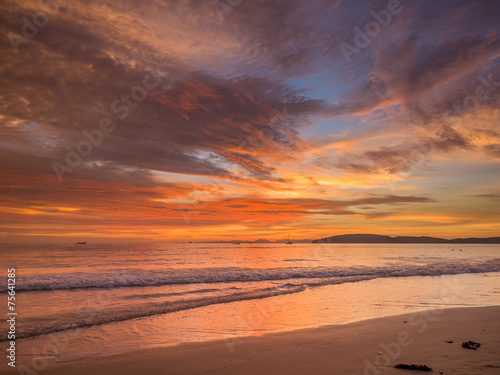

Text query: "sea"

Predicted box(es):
[0, 242, 499, 368]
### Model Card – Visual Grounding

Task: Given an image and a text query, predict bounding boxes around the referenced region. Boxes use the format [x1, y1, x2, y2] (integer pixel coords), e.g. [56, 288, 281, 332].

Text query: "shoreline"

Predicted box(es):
[2, 305, 499, 374]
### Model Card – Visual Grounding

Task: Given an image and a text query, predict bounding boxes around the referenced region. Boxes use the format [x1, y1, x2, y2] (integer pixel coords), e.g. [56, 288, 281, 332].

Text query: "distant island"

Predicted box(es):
[199, 234, 500, 244]
[311, 234, 500, 244]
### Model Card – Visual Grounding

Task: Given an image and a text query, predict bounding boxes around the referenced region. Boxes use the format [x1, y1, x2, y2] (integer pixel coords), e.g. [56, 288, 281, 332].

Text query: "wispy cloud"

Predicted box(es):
[1, 0, 499, 241]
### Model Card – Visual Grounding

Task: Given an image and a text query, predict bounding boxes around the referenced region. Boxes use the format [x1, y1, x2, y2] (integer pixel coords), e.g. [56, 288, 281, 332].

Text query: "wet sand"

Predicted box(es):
[2, 306, 499, 375]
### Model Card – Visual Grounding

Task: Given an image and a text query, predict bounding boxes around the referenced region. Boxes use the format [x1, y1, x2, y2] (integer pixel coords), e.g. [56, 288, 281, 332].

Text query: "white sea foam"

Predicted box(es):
[2, 258, 500, 292]
[2, 258, 500, 341]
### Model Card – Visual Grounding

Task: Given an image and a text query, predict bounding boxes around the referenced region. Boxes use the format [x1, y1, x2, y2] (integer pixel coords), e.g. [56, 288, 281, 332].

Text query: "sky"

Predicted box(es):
[0, 0, 499, 243]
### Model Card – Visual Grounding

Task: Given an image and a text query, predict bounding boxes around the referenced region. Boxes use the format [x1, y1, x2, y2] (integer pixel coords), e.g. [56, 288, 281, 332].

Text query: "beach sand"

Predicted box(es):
[3, 306, 499, 375]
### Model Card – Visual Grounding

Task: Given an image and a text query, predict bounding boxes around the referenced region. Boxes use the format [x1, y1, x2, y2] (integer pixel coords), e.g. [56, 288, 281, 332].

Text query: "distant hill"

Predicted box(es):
[312, 234, 500, 244]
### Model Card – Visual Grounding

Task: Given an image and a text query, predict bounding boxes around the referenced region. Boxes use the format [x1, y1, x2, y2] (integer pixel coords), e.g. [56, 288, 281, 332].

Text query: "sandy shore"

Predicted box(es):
[2, 306, 499, 375]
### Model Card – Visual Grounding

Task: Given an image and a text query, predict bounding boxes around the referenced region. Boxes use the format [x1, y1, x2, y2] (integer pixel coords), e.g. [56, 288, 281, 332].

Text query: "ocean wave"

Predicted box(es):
[2, 260, 500, 341]
[1, 258, 500, 292]
[120, 288, 222, 300]
[0, 283, 313, 341]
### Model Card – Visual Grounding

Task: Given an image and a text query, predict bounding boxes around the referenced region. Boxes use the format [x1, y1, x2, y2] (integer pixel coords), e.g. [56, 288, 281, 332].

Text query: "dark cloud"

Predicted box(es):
[351, 194, 434, 205]
[1, 0, 342, 184]
[483, 144, 500, 158]
[367, 0, 500, 119]
[467, 192, 500, 200]
[323, 124, 478, 174]
[0, 0, 498, 241]
[2, 0, 498, 184]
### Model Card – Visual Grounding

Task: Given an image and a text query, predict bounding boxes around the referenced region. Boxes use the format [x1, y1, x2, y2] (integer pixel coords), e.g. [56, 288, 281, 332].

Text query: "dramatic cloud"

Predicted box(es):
[0, 0, 499, 241]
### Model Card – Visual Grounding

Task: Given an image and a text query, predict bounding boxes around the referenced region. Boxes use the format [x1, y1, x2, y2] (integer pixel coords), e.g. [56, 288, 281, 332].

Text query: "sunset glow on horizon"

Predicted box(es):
[1, 0, 499, 243]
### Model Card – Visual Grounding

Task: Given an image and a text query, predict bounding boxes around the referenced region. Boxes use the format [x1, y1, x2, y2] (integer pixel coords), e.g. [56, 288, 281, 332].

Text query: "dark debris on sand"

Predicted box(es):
[462, 341, 481, 350]
[394, 363, 432, 371]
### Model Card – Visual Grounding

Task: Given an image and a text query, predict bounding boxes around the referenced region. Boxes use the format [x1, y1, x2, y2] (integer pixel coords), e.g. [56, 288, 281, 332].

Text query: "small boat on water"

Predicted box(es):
[76, 241, 86, 244]
[286, 233, 293, 244]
